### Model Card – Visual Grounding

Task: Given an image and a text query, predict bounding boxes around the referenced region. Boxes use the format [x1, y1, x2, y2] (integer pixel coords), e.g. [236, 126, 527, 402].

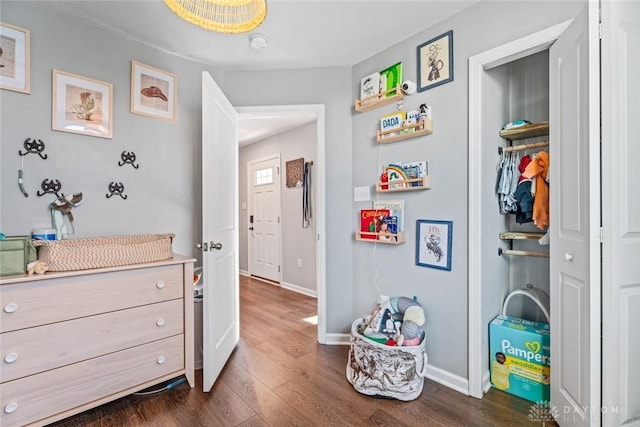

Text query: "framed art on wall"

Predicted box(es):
[52, 69, 113, 139]
[417, 30, 453, 92]
[0, 21, 30, 94]
[131, 60, 176, 122]
[416, 219, 453, 270]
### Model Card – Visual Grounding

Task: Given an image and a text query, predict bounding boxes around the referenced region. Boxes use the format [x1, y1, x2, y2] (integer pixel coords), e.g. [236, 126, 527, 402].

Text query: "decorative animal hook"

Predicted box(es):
[118, 151, 139, 169]
[19, 138, 48, 159]
[37, 179, 62, 197]
[106, 181, 127, 199]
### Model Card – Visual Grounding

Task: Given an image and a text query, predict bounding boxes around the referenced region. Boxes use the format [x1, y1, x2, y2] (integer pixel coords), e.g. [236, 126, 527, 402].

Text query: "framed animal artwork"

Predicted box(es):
[416, 219, 453, 271]
[417, 30, 453, 92]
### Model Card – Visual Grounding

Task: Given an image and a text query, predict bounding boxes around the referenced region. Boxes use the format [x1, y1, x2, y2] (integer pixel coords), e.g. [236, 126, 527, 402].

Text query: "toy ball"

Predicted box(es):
[401, 320, 422, 340]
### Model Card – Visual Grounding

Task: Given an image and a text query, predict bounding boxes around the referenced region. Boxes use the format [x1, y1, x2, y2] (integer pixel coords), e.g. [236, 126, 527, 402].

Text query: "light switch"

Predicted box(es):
[354, 186, 371, 202]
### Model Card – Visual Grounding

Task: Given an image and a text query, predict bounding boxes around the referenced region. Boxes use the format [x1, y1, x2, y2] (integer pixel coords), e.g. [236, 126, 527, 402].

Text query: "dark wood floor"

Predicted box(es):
[50, 276, 553, 426]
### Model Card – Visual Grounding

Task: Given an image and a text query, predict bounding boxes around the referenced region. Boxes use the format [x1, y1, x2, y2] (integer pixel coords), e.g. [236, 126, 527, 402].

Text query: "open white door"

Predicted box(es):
[601, 1, 640, 425]
[549, 3, 601, 425]
[201, 72, 239, 392]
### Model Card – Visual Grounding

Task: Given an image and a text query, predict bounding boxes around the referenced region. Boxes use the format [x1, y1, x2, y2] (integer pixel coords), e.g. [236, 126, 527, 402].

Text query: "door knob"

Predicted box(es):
[564, 253, 573, 261]
[210, 242, 223, 250]
[196, 242, 209, 251]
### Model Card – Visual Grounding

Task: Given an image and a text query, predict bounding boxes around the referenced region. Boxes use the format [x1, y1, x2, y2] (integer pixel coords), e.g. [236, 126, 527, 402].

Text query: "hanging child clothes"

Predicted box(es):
[522, 151, 549, 230]
[513, 154, 534, 224]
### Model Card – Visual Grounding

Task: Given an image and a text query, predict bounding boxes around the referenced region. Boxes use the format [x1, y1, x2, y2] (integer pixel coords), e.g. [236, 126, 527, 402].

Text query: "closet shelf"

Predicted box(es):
[376, 175, 431, 193]
[355, 231, 406, 244]
[355, 85, 404, 112]
[499, 232, 545, 240]
[499, 121, 549, 140]
[377, 119, 433, 143]
[498, 248, 549, 258]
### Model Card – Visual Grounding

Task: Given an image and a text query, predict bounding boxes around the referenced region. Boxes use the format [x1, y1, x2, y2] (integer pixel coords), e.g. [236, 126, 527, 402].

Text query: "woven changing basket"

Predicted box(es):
[346, 318, 428, 401]
[33, 233, 175, 272]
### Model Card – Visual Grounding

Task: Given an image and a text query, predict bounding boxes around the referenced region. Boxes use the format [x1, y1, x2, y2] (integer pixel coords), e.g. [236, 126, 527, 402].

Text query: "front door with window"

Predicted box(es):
[248, 155, 282, 283]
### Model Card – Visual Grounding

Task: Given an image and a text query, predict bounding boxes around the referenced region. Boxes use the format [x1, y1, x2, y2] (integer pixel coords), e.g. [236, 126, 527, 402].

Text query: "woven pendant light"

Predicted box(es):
[164, 0, 267, 34]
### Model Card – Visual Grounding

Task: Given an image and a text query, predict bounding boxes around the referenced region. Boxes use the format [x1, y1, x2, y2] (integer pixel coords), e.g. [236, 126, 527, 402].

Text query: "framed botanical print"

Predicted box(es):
[52, 69, 113, 139]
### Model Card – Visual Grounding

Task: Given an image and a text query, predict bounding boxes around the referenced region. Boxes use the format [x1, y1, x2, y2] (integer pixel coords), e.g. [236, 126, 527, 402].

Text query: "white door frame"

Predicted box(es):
[467, 21, 571, 399]
[246, 153, 283, 283]
[236, 104, 327, 344]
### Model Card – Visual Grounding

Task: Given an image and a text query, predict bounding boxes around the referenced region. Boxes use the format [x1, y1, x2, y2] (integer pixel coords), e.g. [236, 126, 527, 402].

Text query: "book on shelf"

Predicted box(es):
[385, 163, 409, 189]
[360, 72, 380, 100]
[372, 199, 404, 232]
[402, 160, 428, 186]
[360, 208, 390, 240]
[379, 216, 398, 242]
[379, 62, 403, 97]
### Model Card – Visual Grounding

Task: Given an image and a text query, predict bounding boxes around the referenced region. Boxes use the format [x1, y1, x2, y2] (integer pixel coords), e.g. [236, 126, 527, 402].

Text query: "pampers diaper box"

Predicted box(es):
[489, 314, 550, 403]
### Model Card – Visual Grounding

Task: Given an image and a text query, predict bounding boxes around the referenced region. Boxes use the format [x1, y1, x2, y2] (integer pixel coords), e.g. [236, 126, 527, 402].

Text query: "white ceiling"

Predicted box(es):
[33, 0, 479, 143]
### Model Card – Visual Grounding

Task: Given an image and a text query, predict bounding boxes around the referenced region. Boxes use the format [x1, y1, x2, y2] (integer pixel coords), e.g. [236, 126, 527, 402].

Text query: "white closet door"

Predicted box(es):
[549, 3, 601, 426]
[601, 1, 640, 425]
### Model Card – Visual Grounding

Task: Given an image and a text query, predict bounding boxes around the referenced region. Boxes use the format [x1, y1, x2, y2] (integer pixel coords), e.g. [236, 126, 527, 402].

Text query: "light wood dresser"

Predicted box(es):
[0, 255, 195, 427]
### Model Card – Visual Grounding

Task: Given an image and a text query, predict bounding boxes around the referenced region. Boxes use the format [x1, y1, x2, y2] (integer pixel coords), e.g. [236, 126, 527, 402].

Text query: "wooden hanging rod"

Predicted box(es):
[498, 248, 549, 258]
[498, 141, 549, 154]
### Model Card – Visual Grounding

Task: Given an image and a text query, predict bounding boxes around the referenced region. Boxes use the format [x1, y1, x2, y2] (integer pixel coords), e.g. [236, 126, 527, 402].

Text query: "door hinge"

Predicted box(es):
[599, 22, 602, 40]
[600, 227, 604, 243]
[277, 166, 280, 175]
[278, 265, 281, 272]
[278, 216, 280, 224]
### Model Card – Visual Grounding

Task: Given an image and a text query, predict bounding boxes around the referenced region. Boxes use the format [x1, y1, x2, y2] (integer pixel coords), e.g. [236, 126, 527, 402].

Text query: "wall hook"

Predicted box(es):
[118, 151, 139, 169]
[19, 138, 48, 159]
[37, 179, 62, 197]
[106, 181, 128, 199]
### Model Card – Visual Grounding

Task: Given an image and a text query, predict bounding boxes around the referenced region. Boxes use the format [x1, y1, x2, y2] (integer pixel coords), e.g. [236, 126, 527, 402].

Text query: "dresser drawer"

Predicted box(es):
[0, 335, 184, 427]
[1, 299, 184, 382]
[0, 264, 183, 332]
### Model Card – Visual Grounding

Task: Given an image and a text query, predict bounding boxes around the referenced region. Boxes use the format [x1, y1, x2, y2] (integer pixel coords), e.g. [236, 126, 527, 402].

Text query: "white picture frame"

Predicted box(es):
[130, 60, 177, 122]
[0, 21, 30, 94]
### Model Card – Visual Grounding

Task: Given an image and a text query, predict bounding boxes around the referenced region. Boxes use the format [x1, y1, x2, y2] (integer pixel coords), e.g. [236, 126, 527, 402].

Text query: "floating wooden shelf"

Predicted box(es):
[499, 121, 549, 140]
[355, 85, 404, 112]
[376, 175, 431, 193]
[377, 119, 433, 143]
[499, 232, 545, 240]
[356, 231, 406, 244]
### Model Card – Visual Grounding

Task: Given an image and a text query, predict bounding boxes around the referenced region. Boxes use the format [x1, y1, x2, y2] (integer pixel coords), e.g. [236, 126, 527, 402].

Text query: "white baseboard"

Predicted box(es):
[195, 360, 202, 370]
[483, 371, 492, 393]
[425, 364, 470, 396]
[324, 332, 350, 345]
[239, 269, 249, 277]
[280, 281, 317, 298]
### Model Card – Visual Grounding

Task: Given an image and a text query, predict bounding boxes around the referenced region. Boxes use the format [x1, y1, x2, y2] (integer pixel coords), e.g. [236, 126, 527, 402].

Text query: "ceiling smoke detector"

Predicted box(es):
[249, 34, 268, 51]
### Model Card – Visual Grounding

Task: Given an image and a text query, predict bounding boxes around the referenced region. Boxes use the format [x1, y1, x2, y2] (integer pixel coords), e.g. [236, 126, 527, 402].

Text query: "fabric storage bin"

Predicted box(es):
[346, 318, 428, 401]
[32, 233, 175, 272]
[0, 236, 36, 276]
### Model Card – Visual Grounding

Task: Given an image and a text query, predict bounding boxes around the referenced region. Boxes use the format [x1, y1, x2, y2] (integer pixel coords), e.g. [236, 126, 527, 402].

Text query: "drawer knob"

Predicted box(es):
[156, 318, 166, 327]
[4, 402, 18, 414]
[4, 353, 18, 364]
[3, 303, 18, 313]
[157, 356, 166, 365]
[156, 281, 165, 289]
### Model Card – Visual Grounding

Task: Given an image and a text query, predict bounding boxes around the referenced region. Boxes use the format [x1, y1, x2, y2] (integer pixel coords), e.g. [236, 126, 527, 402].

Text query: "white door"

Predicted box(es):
[248, 156, 282, 282]
[549, 3, 601, 425]
[601, 1, 640, 425]
[201, 72, 239, 392]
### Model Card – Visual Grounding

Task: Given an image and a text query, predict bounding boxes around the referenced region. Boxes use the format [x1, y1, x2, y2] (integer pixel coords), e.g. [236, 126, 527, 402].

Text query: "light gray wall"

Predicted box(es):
[239, 123, 317, 292]
[351, 1, 583, 378]
[0, 1, 222, 261]
[222, 68, 353, 333]
[0, 0, 585, 384]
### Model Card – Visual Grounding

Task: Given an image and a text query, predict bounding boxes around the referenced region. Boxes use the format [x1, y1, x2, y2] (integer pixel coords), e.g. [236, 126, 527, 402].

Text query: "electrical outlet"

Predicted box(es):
[297, 258, 302, 268]
[354, 186, 371, 202]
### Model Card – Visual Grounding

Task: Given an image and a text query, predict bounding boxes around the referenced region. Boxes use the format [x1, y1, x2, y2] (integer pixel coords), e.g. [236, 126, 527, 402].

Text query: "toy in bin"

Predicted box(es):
[490, 286, 550, 403]
[346, 295, 428, 401]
